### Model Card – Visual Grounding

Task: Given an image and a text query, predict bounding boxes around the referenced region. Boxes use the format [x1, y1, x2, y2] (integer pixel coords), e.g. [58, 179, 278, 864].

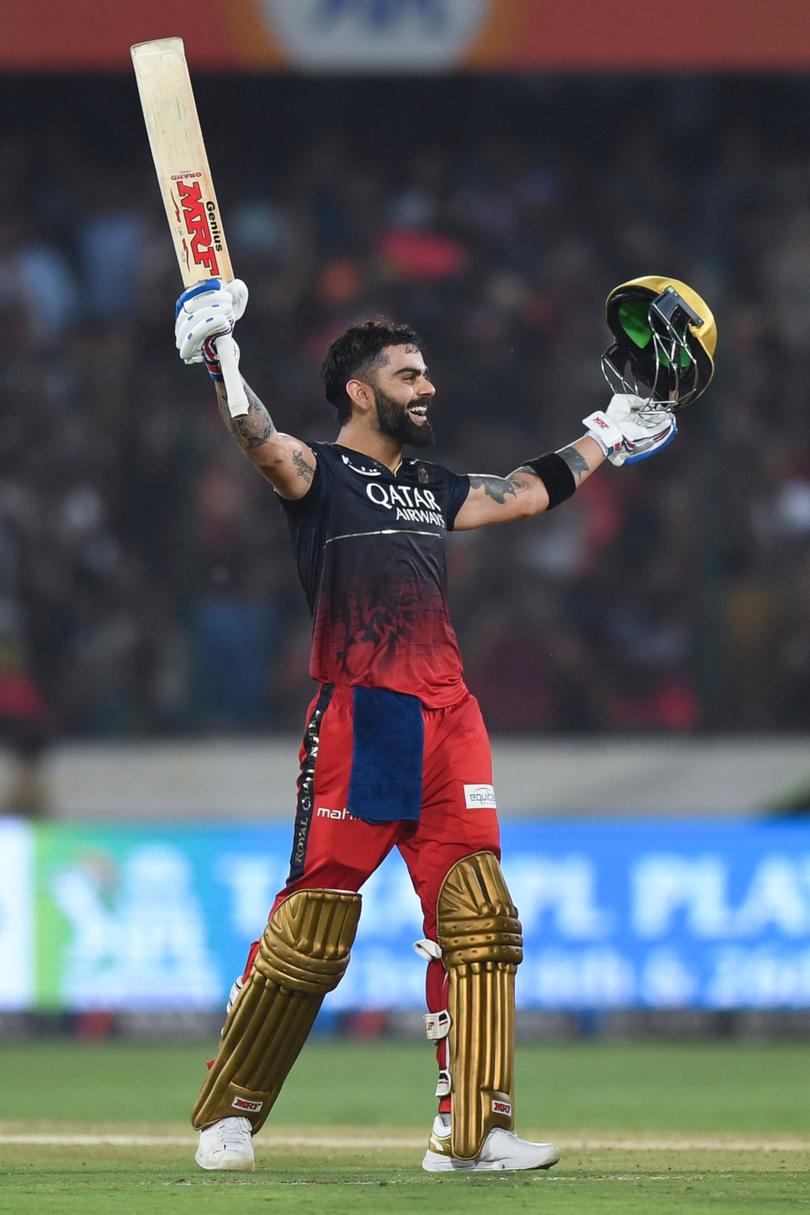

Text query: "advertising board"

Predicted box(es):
[4, 1, 810, 71]
[0, 820, 34, 1010]
[31, 819, 810, 1012]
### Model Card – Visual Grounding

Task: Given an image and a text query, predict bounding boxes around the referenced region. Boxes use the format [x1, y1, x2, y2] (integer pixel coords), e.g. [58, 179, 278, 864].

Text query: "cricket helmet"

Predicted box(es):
[602, 276, 717, 407]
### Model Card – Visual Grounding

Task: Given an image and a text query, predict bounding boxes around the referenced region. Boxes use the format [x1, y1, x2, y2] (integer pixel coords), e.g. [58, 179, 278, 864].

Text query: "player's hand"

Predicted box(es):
[583, 394, 678, 467]
[174, 278, 248, 377]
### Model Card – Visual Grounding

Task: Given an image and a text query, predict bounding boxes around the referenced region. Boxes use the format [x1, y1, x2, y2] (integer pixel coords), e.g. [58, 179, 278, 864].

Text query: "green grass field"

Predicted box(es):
[0, 1040, 808, 1213]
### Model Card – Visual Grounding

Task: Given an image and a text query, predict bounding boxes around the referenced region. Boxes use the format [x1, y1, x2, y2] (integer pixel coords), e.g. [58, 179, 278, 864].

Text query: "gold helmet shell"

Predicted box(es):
[603, 276, 717, 407]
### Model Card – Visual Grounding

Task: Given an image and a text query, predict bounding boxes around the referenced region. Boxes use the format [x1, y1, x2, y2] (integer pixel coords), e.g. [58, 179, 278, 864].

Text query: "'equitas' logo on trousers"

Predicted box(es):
[464, 784, 496, 809]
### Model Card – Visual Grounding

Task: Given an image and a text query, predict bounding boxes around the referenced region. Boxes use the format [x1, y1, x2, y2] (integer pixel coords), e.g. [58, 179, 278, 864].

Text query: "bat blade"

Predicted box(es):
[131, 37, 247, 416]
[131, 36, 233, 286]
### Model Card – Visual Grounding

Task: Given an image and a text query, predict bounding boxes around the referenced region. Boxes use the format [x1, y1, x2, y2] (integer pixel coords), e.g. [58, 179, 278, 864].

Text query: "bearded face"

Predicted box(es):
[373, 385, 435, 449]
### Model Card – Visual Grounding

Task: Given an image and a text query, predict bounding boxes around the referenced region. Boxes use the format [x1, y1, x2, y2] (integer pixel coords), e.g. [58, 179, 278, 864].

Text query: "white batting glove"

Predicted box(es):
[583, 393, 678, 467]
[174, 278, 248, 379]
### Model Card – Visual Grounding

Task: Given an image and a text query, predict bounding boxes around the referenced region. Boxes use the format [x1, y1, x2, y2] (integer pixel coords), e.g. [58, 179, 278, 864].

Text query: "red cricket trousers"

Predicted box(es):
[241, 684, 501, 1104]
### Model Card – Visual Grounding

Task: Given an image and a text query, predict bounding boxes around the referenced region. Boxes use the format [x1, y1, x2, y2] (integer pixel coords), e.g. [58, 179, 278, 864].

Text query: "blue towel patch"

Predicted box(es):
[348, 687, 424, 823]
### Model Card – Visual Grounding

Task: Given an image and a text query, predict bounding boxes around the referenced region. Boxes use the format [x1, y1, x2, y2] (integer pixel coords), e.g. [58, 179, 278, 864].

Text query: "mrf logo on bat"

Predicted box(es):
[170, 173, 223, 276]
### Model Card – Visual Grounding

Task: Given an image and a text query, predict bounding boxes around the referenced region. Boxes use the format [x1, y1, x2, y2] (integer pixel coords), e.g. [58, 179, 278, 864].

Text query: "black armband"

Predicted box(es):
[522, 452, 577, 509]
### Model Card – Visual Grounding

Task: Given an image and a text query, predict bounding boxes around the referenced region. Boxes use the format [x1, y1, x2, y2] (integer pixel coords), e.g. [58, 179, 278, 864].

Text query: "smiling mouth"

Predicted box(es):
[407, 404, 430, 424]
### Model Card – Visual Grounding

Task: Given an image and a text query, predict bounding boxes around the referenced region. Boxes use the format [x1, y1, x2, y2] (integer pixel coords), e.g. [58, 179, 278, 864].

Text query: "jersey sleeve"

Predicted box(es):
[443, 470, 470, 531]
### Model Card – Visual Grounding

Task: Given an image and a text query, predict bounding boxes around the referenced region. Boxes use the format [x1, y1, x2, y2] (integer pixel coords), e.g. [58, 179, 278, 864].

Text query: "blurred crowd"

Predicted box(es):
[0, 72, 809, 769]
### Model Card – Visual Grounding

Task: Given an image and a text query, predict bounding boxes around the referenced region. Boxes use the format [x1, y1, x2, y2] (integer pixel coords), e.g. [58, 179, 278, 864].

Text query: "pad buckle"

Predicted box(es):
[435, 1068, 451, 1098]
[413, 938, 442, 962]
[424, 1009, 451, 1040]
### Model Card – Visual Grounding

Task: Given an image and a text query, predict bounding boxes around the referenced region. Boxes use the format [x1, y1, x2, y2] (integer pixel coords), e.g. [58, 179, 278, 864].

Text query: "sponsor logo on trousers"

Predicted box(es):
[232, 1096, 263, 1113]
[316, 807, 356, 821]
[464, 783, 497, 810]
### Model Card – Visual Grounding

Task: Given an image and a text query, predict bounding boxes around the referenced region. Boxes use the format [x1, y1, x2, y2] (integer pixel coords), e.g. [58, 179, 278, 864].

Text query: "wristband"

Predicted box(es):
[202, 336, 223, 381]
[522, 452, 576, 509]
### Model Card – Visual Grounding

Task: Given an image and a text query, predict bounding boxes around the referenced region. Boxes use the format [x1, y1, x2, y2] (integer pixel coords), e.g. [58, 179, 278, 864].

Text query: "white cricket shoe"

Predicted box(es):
[195, 1116, 255, 1172]
[422, 1113, 559, 1173]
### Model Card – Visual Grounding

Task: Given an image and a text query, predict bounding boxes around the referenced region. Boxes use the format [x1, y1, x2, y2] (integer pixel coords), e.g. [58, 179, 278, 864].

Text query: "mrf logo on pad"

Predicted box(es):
[464, 784, 496, 810]
[232, 1096, 263, 1113]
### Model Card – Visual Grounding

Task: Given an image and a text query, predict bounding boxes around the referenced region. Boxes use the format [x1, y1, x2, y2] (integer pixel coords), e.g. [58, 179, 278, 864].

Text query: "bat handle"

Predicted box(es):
[217, 335, 249, 418]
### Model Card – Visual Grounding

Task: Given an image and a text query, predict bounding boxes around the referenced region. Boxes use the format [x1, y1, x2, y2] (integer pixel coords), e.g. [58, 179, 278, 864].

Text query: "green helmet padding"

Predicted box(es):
[617, 299, 691, 369]
[617, 300, 653, 348]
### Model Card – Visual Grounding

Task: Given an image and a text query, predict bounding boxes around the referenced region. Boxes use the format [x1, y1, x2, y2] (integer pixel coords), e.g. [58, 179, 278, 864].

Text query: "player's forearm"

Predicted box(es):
[467, 468, 546, 513]
[553, 435, 606, 488]
[507, 436, 605, 510]
[214, 380, 276, 453]
[213, 378, 316, 497]
[455, 435, 606, 529]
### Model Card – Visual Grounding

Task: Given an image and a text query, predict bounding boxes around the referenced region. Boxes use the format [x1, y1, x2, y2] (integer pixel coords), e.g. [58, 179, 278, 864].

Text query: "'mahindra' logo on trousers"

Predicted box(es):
[464, 784, 497, 810]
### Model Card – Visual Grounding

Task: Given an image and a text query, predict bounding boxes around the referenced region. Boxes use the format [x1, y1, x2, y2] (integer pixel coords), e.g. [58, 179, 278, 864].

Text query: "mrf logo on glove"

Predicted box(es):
[582, 410, 624, 456]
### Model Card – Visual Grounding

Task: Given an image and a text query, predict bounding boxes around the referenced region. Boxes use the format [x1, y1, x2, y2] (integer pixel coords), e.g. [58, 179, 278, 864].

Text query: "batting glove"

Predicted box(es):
[175, 278, 248, 379]
[583, 393, 678, 467]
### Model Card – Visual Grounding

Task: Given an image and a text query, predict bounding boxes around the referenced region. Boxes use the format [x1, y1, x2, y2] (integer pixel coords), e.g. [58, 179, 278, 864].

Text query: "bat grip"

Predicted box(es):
[217, 335, 249, 418]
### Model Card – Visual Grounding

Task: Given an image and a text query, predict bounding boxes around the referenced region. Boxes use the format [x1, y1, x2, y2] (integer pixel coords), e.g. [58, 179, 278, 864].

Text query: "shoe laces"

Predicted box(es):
[216, 1117, 251, 1147]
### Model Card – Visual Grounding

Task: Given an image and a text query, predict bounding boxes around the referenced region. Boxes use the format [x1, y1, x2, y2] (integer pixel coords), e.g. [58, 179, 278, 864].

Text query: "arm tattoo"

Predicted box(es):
[292, 448, 314, 484]
[556, 444, 591, 483]
[216, 382, 276, 450]
[469, 471, 537, 505]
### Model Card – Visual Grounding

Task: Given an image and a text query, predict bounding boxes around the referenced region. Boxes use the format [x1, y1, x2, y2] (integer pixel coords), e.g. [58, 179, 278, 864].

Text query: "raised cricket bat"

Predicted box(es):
[131, 36, 248, 417]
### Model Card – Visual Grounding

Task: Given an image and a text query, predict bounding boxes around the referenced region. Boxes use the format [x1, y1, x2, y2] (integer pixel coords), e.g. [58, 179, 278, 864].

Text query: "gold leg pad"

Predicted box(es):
[437, 851, 523, 1160]
[192, 888, 361, 1132]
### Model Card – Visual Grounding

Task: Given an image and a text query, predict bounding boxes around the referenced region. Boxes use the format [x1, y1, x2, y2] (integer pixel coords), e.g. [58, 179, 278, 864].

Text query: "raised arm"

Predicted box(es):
[211, 381, 316, 500]
[453, 395, 678, 532]
[174, 277, 316, 501]
[454, 437, 604, 530]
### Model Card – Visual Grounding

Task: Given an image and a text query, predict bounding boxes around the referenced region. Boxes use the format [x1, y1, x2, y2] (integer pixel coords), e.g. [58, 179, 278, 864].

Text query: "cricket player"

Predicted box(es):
[174, 275, 716, 1173]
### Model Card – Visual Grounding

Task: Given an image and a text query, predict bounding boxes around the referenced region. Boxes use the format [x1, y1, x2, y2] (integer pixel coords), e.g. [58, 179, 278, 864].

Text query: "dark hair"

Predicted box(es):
[321, 319, 420, 424]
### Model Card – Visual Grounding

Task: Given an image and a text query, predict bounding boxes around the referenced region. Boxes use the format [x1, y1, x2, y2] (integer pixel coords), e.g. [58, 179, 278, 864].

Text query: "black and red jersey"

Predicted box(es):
[280, 442, 470, 707]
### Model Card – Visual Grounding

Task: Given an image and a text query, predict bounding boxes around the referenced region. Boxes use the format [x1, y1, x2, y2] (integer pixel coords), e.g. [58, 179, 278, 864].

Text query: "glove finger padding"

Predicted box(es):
[174, 278, 247, 366]
[227, 278, 248, 322]
[585, 393, 678, 467]
[607, 393, 670, 432]
[175, 299, 235, 364]
[609, 416, 677, 465]
[176, 308, 234, 363]
[175, 277, 227, 316]
[175, 278, 248, 321]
